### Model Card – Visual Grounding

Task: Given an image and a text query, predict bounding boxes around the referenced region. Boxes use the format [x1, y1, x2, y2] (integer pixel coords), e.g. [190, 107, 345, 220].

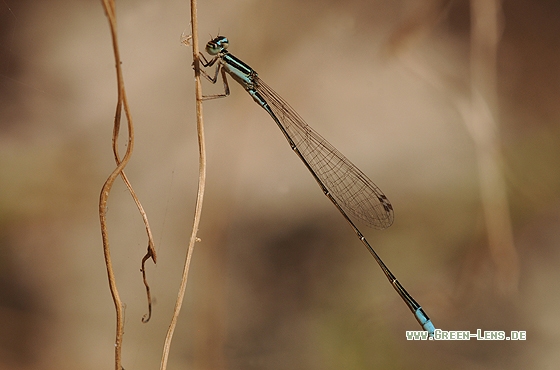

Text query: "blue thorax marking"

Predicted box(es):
[222, 52, 255, 87]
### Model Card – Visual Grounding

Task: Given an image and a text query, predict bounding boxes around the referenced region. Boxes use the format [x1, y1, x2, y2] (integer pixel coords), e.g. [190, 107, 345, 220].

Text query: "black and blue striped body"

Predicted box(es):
[199, 35, 435, 337]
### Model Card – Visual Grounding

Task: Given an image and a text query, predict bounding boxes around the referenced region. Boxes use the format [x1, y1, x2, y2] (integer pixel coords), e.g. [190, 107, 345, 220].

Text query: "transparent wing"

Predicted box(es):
[254, 77, 394, 229]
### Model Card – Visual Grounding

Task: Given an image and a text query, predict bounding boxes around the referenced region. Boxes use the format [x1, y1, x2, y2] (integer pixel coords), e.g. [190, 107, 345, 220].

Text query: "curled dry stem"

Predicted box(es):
[99, 0, 157, 368]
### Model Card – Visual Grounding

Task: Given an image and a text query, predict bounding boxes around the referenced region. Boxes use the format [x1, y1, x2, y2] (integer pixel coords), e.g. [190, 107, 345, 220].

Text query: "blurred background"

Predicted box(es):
[1, 0, 559, 369]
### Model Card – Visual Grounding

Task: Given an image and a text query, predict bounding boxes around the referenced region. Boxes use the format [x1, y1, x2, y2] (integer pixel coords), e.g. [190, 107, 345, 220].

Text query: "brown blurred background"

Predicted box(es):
[1, 0, 559, 369]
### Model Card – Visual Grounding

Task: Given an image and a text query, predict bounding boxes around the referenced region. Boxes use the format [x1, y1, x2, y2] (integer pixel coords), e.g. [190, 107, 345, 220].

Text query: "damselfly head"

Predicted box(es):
[206, 36, 229, 55]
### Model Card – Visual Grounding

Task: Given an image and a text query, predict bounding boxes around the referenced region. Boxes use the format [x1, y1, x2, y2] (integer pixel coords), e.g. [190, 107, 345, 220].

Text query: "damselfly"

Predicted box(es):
[197, 35, 435, 336]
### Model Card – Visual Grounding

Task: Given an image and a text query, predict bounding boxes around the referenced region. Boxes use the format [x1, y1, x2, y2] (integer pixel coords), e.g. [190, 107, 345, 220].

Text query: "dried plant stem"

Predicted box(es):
[384, 1, 518, 294]
[469, 0, 518, 294]
[160, 0, 206, 368]
[99, 2, 129, 369]
[99, 0, 157, 368]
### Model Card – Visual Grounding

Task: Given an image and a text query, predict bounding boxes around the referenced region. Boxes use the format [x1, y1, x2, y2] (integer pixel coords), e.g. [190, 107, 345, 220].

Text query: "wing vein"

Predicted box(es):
[255, 77, 394, 229]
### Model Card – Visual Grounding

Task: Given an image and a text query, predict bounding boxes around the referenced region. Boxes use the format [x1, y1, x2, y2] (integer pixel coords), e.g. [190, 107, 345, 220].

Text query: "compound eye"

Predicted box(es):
[206, 36, 229, 55]
[206, 43, 220, 55]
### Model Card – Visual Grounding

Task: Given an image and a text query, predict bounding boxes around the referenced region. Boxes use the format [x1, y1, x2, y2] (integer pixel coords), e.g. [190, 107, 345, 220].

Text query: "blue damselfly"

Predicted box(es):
[197, 35, 435, 336]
